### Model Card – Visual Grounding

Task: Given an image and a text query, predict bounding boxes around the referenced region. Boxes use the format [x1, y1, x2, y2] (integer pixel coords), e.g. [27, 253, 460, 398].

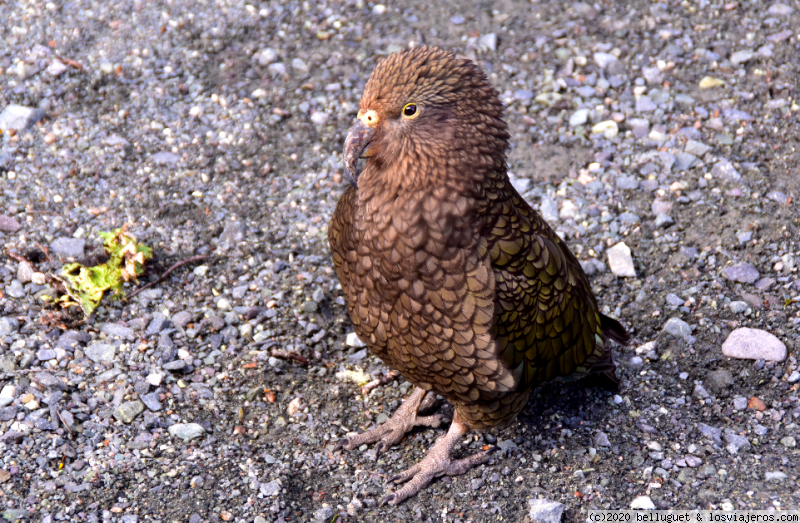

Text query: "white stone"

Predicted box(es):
[630, 495, 656, 509]
[591, 120, 618, 139]
[722, 328, 786, 362]
[0, 385, 15, 407]
[346, 332, 366, 348]
[569, 109, 589, 127]
[606, 242, 636, 277]
[593, 52, 618, 69]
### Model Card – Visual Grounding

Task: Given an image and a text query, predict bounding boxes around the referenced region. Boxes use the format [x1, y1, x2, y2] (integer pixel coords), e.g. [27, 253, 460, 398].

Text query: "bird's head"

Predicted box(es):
[342, 46, 509, 189]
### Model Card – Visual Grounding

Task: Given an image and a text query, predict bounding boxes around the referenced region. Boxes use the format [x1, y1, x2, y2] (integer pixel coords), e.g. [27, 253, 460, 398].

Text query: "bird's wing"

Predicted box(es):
[481, 182, 612, 389]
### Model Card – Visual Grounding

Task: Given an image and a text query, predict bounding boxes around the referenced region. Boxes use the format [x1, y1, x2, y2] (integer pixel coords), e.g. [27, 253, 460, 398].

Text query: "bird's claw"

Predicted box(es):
[381, 446, 497, 506]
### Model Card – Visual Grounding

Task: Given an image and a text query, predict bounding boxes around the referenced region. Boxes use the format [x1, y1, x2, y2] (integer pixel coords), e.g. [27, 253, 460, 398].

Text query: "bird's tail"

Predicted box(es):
[600, 313, 630, 347]
[579, 314, 629, 390]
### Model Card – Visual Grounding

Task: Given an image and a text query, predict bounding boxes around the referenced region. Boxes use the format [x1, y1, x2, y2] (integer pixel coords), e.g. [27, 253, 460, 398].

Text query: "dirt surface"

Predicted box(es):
[0, 0, 799, 522]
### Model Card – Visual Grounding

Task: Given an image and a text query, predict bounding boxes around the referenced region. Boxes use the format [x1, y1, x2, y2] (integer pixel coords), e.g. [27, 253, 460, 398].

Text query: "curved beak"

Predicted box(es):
[342, 119, 377, 189]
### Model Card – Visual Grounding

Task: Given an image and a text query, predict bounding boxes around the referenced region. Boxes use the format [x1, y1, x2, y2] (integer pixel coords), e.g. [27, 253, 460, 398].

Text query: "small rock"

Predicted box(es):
[697, 423, 722, 446]
[151, 152, 179, 165]
[219, 221, 246, 246]
[685, 455, 702, 468]
[346, 332, 366, 348]
[593, 52, 618, 70]
[146, 313, 171, 336]
[685, 140, 711, 156]
[594, 431, 611, 447]
[765, 471, 788, 481]
[748, 397, 766, 411]
[49, 238, 85, 259]
[101, 323, 135, 340]
[260, 480, 281, 496]
[477, 33, 497, 52]
[216, 298, 232, 311]
[616, 175, 639, 190]
[654, 213, 674, 228]
[0, 105, 46, 132]
[674, 152, 699, 171]
[257, 48, 278, 67]
[721, 263, 759, 284]
[85, 343, 116, 363]
[141, 393, 163, 411]
[5, 281, 24, 298]
[591, 120, 618, 139]
[314, 505, 334, 523]
[168, 423, 206, 441]
[732, 397, 747, 410]
[0, 318, 19, 336]
[301, 300, 318, 313]
[787, 371, 800, 383]
[729, 301, 748, 314]
[569, 109, 589, 127]
[0, 215, 21, 233]
[779, 436, 796, 448]
[723, 434, 750, 455]
[699, 76, 725, 89]
[528, 499, 565, 523]
[663, 318, 692, 339]
[711, 159, 741, 182]
[635, 96, 656, 113]
[722, 328, 786, 362]
[606, 242, 636, 277]
[705, 369, 733, 392]
[766, 191, 790, 205]
[730, 50, 754, 66]
[113, 401, 145, 424]
[0, 385, 14, 408]
[767, 3, 793, 15]
[630, 495, 656, 509]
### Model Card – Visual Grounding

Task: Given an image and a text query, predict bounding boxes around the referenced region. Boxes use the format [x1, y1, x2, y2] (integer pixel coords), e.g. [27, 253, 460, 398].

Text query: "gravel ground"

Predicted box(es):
[1, 0, 799, 522]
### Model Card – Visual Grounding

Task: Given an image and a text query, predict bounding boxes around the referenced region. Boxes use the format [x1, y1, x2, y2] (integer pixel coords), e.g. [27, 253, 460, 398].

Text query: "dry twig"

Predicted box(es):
[127, 255, 207, 299]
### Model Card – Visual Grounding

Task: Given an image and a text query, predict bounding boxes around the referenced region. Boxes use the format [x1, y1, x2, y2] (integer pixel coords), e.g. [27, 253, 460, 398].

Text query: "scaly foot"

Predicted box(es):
[336, 387, 444, 456]
[381, 415, 495, 506]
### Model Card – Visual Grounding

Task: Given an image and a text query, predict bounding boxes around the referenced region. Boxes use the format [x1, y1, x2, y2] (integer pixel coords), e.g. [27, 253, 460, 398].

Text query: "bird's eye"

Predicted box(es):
[402, 103, 419, 118]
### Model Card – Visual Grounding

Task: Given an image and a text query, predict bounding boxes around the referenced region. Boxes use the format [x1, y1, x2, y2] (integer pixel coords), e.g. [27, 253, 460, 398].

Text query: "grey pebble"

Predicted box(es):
[0, 215, 22, 233]
[721, 263, 760, 284]
[141, 392, 163, 412]
[697, 422, 722, 446]
[49, 238, 85, 259]
[168, 423, 205, 441]
[313, 506, 333, 522]
[0, 317, 20, 336]
[6, 281, 24, 298]
[729, 301, 748, 313]
[654, 213, 674, 228]
[146, 313, 171, 336]
[723, 434, 751, 455]
[85, 343, 116, 363]
[100, 323, 135, 340]
[663, 317, 692, 339]
[711, 159, 741, 182]
[528, 499, 565, 523]
[260, 480, 281, 496]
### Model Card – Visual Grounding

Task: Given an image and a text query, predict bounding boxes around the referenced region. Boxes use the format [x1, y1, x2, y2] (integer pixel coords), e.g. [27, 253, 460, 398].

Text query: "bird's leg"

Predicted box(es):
[336, 387, 444, 455]
[381, 413, 496, 506]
